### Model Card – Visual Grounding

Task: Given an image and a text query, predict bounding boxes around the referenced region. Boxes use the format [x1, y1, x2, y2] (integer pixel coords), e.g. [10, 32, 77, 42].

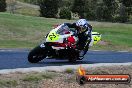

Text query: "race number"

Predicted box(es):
[49, 33, 56, 40]
[47, 32, 59, 42]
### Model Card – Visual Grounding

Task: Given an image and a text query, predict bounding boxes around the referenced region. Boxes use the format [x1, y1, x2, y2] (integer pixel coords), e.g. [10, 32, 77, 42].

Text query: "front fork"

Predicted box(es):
[40, 43, 57, 57]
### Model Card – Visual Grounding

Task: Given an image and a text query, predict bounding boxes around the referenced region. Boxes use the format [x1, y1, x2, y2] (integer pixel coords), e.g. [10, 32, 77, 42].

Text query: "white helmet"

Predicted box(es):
[76, 19, 88, 32]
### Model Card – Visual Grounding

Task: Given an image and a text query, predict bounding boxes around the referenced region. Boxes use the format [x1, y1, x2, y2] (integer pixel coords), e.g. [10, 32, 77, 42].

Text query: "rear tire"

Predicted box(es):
[68, 49, 79, 63]
[28, 46, 47, 63]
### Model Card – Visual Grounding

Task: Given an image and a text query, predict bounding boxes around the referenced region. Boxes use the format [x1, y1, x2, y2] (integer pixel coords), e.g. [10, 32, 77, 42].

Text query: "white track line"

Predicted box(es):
[0, 63, 131, 74]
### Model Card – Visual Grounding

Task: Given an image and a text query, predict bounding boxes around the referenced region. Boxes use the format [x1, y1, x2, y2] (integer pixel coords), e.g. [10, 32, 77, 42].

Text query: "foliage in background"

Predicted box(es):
[59, 7, 72, 20]
[16, 0, 131, 23]
[71, 0, 86, 18]
[59, 0, 74, 8]
[121, 0, 132, 22]
[39, 0, 59, 18]
[0, 0, 6, 12]
[95, 0, 118, 21]
[116, 3, 129, 23]
[85, 0, 97, 20]
[102, 0, 118, 21]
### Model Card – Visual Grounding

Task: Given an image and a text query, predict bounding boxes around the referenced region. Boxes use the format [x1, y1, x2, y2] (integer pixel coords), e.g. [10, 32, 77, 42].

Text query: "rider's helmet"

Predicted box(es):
[76, 19, 88, 33]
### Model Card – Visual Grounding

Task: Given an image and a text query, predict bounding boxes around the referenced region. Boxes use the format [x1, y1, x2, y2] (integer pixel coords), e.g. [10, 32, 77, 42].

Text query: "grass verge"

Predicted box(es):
[0, 12, 132, 51]
[0, 65, 131, 88]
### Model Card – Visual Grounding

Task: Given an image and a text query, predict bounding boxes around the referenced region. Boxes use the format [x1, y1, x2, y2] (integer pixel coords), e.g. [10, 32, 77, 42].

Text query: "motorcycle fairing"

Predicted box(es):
[89, 32, 101, 46]
[46, 24, 73, 43]
[46, 24, 101, 49]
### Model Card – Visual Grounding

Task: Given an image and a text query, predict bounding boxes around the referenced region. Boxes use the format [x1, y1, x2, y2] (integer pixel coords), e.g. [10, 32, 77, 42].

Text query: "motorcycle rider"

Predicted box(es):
[65, 19, 92, 57]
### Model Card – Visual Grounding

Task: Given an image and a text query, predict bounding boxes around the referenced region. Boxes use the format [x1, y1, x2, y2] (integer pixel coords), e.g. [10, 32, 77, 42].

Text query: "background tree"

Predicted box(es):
[96, 2, 107, 21]
[59, 0, 73, 8]
[102, 0, 118, 21]
[121, 0, 132, 22]
[39, 0, 59, 18]
[0, 0, 6, 12]
[71, 0, 86, 18]
[118, 3, 128, 22]
[85, 0, 98, 20]
[59, 7, 71, 20]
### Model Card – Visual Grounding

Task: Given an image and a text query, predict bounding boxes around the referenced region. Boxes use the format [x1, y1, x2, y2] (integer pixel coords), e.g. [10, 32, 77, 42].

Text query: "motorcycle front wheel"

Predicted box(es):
[28, 45, 47, 63]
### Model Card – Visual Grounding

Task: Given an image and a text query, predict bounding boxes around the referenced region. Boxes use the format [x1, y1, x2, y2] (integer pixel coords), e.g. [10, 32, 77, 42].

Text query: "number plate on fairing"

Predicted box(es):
[46, 31, 60, 42]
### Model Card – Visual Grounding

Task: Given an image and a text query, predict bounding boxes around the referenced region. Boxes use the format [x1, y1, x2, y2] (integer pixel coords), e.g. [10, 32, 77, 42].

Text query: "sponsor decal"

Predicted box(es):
[76, 66, 131, 85]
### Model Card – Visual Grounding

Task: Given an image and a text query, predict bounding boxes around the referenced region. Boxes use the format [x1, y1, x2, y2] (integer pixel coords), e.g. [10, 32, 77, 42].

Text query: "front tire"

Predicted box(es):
[28, 46, 47, 63]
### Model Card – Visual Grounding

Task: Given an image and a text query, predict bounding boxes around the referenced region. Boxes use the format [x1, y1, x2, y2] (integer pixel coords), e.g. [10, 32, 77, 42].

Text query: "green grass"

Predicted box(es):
[64, 68, 74, 74]
[15, 6, 40, 16]
[0, 12, 132, 51]
[0, 80, 18, 87]
[6, 0, 40, 16]
[0, 72, 58, 88]
[22, 72, 56, 82]
[0, 12, 73, 48]
[22, 75, 42, 82]
[91, 22, 132, 51]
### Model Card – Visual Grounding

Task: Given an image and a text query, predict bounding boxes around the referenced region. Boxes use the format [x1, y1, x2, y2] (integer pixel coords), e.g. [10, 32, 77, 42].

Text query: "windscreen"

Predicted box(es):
[56, 24, 70, 35]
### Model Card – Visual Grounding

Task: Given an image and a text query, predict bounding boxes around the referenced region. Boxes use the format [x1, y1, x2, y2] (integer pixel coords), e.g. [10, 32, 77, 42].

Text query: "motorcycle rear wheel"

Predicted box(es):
[68, 49, 79, 63]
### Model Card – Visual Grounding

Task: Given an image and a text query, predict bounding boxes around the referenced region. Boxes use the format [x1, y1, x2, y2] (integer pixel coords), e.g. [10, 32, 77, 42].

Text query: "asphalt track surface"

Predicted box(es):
[0, 49, 132, 70]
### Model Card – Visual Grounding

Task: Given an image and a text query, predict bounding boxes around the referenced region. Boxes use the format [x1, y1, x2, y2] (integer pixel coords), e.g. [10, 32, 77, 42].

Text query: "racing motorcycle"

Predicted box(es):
[28, 24, 101, 63]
